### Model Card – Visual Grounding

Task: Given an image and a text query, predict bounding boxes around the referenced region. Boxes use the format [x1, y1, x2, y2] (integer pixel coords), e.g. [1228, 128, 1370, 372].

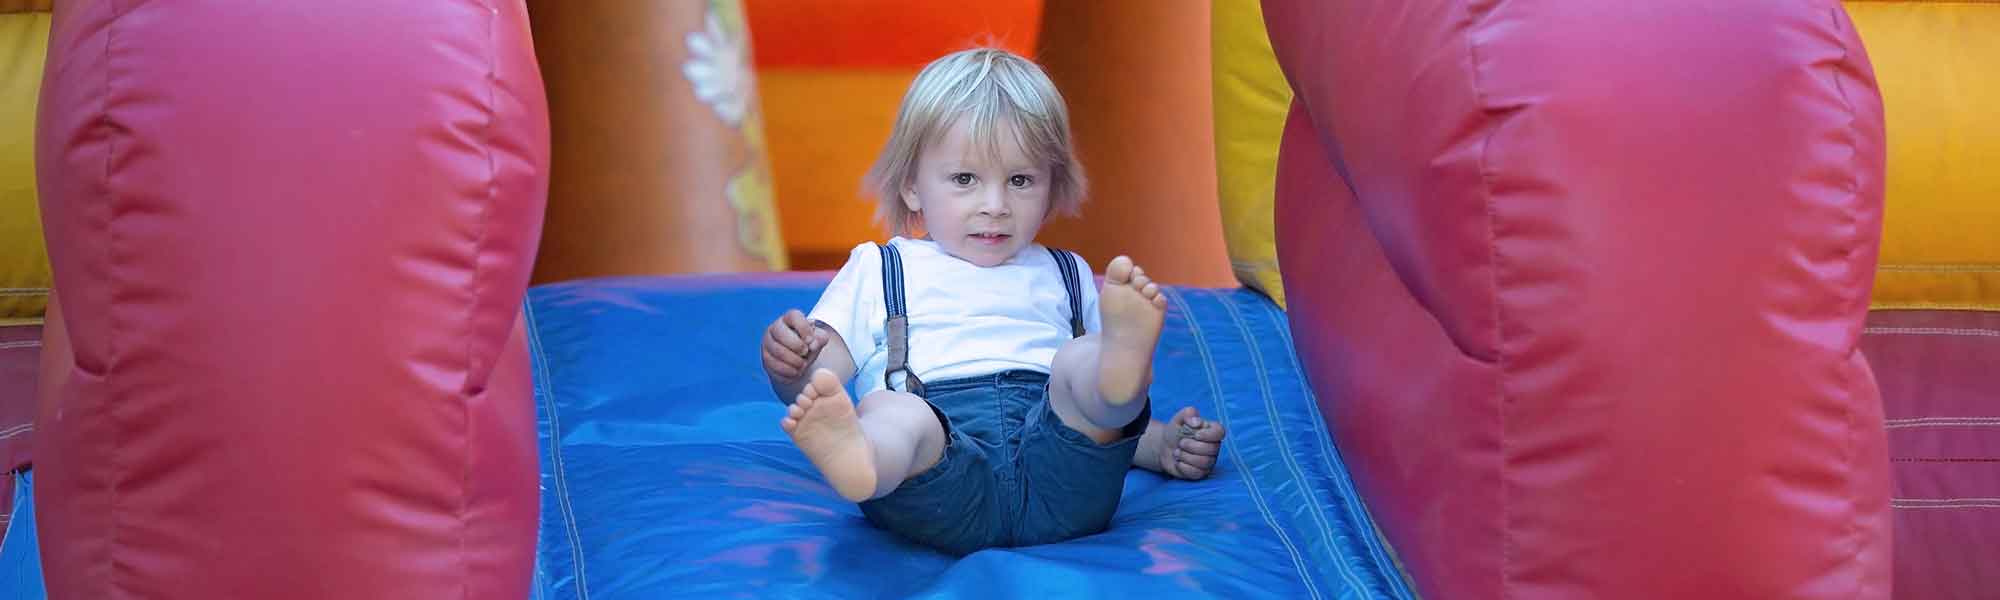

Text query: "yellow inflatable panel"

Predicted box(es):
[1211, 0, 1293, 306]
[1848, 1, 2000, 311]
[0, 10, 50, 322]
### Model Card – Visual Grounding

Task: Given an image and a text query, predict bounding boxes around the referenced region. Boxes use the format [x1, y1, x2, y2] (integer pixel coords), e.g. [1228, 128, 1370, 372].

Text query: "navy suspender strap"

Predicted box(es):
[878, 242, 924, 397]
[876, 242, 1087, 398]
[1046, 247, 1086, 338]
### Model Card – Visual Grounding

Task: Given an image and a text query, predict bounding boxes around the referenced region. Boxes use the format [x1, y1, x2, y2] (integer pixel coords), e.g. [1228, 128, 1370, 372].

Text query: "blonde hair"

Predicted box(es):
[864, 48, 1087, 236]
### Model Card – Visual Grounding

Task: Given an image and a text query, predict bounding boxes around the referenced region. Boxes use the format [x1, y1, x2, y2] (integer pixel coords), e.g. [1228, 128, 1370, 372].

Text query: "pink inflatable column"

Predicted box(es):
[1264, 1, 1893, 598]
[35, 2, 548, 597]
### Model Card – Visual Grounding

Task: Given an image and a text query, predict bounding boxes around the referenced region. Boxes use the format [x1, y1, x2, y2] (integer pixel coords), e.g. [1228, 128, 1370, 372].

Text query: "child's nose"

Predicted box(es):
[977, 188, 1010, 217]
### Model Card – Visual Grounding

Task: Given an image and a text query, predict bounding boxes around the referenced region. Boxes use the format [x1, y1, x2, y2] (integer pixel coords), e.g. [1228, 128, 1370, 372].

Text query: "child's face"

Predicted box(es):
[904, 119, 1052, 267]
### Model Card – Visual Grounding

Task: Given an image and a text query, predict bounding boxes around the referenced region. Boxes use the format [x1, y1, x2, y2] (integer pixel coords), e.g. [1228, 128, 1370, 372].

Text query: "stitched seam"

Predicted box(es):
[524, 302, 588, 600]
[0, 472, 19, 560]
[1861, 327, 2000, 337]
[0, 289, 50, 297]
[1894, 497, 2000, 503]
[1212, 288, 1366, 593]
[101, 3, 130, 598]
[0, 341, 41, 350]
[1462, 0, 1512, 595]
[1885, 416, 2000, 424]
[529, 553, 549, 600]
[1884, 420, 2000, 430]
[1220, 290, 1352, 587]
[0, 424, 31, 440]
[1866, 303, 2000, 312]
[1262, 298, 1413, 597]
[458, 6, 509, 599]
[1822, 8, 1874, 597]
[1165, 288, 1324, 600]
[1878, 265, 2000, 273]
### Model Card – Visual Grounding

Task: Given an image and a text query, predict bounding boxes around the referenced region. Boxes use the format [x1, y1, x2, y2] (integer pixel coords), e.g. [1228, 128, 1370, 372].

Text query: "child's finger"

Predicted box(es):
[770, 320, 808, 355]
[765, 339, 806, 371]
[1170, 407, 1199, 434]
[764, 357, 800, 380]
[1179, 437, 1220, 456]
[807, 327, 830, 354]
[771, 363, 801, 380]
[1177, 451, 1217, 471]
[779, 349, 806, 372]
[1192, 422, 1227, 442]
[783, 310, 817, 336]
[764, 326, 796, 358]
[766, 358, 802, 381]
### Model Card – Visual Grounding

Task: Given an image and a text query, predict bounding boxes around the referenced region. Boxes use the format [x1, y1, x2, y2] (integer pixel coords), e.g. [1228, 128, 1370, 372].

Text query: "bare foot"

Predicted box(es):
[781, 369, 877, 502]
[1097, 256, 1168, 407]
[1155, 407, 1227, 480]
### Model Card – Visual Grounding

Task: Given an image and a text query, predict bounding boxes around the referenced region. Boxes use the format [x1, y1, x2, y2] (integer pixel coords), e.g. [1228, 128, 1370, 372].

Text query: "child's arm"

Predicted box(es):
[761, 309, 858, 403]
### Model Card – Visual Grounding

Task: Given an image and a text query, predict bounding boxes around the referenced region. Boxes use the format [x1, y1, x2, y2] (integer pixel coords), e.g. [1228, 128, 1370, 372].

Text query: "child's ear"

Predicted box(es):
[901, 185, 921, 213]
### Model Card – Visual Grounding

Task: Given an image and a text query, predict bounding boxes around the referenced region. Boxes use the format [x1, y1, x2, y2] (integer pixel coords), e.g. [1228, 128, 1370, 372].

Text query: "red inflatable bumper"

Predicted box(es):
[35, 2, 548, 597]
[1265, 1, 1893, 597]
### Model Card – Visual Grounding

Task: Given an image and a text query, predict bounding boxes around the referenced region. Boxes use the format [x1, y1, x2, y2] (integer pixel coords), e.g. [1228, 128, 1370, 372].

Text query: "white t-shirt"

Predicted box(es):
[809, 237, 1101, 397]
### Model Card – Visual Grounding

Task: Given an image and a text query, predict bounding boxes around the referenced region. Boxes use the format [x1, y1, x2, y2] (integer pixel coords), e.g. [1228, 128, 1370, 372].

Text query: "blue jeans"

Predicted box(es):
[859, 370, 1148, 555]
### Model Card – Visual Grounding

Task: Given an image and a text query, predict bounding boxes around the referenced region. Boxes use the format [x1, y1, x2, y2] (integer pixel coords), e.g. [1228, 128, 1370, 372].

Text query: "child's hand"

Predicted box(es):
[1139, 407, 1228, 481]
[762, 309, 830, 382]
[1165, 411, 1227, 481]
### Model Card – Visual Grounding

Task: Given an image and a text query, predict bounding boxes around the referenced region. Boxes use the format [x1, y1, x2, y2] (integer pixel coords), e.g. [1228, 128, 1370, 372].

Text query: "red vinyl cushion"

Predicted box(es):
[1264, 1, 1893, 597]
[33, 2, 547, 597]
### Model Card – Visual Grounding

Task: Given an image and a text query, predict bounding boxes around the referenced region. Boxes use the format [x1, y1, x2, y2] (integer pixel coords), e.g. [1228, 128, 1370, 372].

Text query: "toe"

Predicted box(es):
[808, 368, 842, 396]
[1105, 256, 1135, 284]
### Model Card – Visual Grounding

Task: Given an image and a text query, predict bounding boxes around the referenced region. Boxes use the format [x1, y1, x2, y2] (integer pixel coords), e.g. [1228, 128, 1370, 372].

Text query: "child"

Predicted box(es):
[759, 48, 1227, 555]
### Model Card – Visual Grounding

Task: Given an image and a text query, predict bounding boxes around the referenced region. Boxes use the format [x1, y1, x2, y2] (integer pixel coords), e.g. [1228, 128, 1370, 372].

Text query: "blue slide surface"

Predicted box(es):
[525, 275, 1411, 599]
[0, 274, 1413, 599]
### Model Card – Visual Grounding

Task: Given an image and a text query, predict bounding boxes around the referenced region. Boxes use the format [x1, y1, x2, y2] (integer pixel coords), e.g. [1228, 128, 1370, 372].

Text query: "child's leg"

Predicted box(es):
[1049, 256, 1169, 444]
[781, 369, 946, 502]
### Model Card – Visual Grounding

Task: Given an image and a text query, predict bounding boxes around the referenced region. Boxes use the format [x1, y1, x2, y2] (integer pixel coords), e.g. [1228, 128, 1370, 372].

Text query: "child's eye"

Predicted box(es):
[951, 173, 975, 186]
[1009, 175, 1034, 188]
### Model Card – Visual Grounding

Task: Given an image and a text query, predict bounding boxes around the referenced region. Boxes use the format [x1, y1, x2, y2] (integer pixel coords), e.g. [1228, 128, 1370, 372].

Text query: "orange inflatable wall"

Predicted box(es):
[529, 1, 787, 283]
[1034, 1, 1233, 286]
[746, 0, 1042, 271]
[749, 0, 1234, 285]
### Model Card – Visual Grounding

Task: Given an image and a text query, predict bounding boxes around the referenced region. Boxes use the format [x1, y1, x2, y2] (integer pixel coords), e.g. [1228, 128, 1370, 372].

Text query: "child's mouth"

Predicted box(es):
[971, 233, 1010, 245]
